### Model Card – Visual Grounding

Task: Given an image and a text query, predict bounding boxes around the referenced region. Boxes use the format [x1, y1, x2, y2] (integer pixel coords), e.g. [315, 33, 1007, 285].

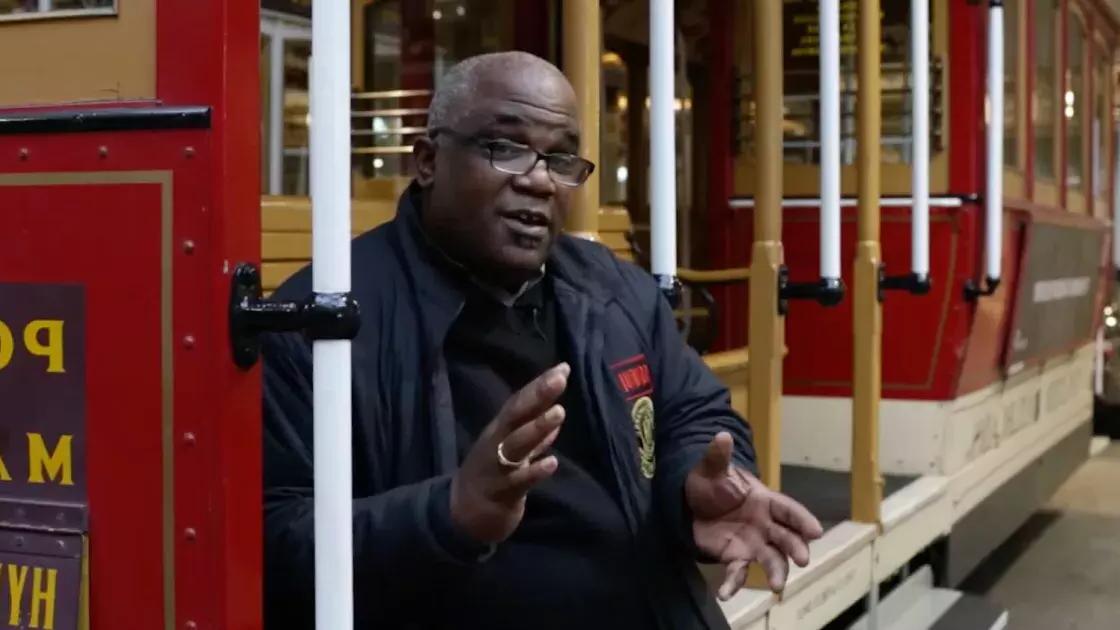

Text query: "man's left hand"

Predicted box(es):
[685, 431, 824, 599]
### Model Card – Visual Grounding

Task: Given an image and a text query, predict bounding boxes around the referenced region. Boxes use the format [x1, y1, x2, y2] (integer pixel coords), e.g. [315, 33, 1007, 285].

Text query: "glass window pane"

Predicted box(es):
[1095, 50, 1109, 200]
[49, 0, 112, 8]
[1066, 18, 1085, 194]
[0, 0, 112, 17]
[282, 39, 311, 196]
[261, 35, 272, 193]
[752, 0, 932, 166]
[357, 0, 528, 186]
[601, 52, 629, 206]
[1033, 0, 1058, 182]
[1004, 0, 1018, 168]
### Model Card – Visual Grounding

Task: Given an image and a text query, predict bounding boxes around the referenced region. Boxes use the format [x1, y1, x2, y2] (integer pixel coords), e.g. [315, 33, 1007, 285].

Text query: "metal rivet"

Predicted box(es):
[183, 335, 196, 349]
[13, 536, 24, 548]
[57, 540, 67, 550]
[14, 507, 26, 518]
[184, 146, 195, 158]
[183, 432, 196, 446]
[183, 239, 196, 254]
[98, 145, 109, 157]
[184, 528, 197, 541]
[18, 148, 29, 160]
[185, 622, 198, 630]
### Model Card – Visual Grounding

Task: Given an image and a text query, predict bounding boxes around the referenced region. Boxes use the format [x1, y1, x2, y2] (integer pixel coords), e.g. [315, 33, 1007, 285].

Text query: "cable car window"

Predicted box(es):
[0, 0, 114, 20]
[1004, 0, 1019, 169]
[602, 51, 630, 206]
[260, 12, 312, 197]
[261, 34, 272, 192]
[1094, 48, 1109, 203]
[281, 39, 312, 197]
[1066, 15, 1086, 196]
[1033, 0, 1059, 183]
[745, 0, 934, 166]
[356, 0, 531, 194]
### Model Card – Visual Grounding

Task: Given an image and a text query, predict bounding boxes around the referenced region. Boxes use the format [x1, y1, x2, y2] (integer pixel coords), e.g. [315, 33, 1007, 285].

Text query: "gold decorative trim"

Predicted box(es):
[0, 170, 174, 630]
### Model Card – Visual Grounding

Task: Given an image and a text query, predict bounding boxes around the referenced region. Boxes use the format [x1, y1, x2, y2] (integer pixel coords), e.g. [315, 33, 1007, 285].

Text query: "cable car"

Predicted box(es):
[0, 1, 1114, 629]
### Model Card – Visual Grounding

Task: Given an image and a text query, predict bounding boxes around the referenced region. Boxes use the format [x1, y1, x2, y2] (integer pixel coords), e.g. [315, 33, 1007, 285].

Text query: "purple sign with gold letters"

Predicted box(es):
[0, 283, 86, 513]
[0, 531, 82, 630]
[0, 283, 86, 629]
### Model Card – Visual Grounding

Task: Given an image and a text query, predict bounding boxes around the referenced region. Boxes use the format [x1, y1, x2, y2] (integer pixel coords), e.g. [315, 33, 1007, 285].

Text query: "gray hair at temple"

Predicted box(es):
[426, 51, 569, 131]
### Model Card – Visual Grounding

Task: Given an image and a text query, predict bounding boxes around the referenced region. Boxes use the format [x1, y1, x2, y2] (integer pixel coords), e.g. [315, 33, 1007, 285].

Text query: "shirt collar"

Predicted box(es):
[470, 266, 546, 307]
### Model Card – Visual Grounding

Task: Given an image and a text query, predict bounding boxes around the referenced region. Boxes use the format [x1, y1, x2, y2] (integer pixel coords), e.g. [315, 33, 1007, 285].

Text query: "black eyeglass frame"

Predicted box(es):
[428, 126, 596, 187]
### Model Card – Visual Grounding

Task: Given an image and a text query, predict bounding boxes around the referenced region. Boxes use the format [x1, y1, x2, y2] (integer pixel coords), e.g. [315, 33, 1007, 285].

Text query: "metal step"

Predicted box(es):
[848, 566, 1008, 630]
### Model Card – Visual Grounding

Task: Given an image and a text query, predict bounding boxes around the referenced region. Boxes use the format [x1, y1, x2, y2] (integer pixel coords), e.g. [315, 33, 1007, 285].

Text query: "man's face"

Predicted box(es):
[415, 64, 582, 287]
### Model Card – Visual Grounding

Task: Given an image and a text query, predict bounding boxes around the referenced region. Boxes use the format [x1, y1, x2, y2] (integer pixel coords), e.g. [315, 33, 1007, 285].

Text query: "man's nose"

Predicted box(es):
[511, 158, 557, 197]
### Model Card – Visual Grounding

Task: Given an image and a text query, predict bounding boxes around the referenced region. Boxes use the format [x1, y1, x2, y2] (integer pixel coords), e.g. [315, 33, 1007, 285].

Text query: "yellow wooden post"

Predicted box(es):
[747, 0, 784, 492]
[851, 0, 883, 524]
[562, 0, 601, 240]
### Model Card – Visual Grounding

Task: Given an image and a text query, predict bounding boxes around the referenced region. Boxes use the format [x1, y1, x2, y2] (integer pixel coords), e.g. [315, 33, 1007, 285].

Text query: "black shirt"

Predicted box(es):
[440, 274, 657, 629]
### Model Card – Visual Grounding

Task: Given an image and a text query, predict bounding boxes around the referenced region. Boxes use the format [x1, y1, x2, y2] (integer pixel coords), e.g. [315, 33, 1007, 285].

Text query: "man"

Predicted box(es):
[263, 51, 822, 629]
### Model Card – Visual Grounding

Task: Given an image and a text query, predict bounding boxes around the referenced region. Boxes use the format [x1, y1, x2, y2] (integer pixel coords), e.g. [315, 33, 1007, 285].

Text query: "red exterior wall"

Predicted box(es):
[764, 203, 977, 401]
[0, 126, 241, 629]
[158, 0, 263, 628]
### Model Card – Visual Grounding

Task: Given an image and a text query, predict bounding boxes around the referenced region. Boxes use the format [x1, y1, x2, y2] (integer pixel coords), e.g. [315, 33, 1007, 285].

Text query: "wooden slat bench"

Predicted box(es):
[261, 197, 638, 293]
[259, 194, 751, 418]
[260, 196, 396, 293]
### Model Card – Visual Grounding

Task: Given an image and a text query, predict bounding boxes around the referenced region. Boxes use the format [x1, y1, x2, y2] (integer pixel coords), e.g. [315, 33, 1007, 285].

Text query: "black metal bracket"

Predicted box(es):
[963, 276, 1001, 302]
[778, 267, 845, 315]
[228, 262, 361, 369]
[880, 270, 932, 302]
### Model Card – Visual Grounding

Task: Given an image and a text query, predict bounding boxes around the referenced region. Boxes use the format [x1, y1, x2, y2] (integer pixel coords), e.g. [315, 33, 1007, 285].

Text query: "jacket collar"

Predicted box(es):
[547, 235, 614, 308]
[390, 182, 615, 344]
[391, 183, 466, 348]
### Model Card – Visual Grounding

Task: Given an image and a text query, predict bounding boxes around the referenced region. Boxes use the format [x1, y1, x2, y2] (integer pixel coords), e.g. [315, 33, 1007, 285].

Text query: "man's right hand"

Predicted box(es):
[449, 363, 570, 544]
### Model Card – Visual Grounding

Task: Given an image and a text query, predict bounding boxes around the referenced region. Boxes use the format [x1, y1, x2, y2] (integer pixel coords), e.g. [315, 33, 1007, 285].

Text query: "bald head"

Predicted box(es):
[413, 51, 584, 290]
[427, 51, 576, 132]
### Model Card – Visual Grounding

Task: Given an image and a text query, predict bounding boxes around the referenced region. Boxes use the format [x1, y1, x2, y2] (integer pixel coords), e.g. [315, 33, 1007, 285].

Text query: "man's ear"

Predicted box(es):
[413, 136, 436, 187]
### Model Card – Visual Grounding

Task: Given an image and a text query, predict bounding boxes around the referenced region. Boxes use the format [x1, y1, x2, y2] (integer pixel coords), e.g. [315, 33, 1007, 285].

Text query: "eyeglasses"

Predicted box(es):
[429, 127, 596, 187]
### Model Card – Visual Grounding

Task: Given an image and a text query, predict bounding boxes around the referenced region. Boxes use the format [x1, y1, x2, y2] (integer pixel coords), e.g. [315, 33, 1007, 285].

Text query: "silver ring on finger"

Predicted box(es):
[496, 441, 529, 469]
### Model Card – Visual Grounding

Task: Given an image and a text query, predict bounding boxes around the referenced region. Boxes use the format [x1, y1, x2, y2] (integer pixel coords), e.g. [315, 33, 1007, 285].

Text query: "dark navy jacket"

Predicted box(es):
[262, 186, 757, 629]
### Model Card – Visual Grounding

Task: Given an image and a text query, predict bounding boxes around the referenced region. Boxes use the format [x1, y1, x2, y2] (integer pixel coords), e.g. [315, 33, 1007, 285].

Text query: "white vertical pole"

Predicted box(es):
[310, 0, 353, 628]
[819, 0, 841, 281]
[38, 0, 50, 13]
[270, 33, 285, 195]
[650, 0, 677, 288]
[911, 0, 930, 278]
[985, 1, 1004, 283]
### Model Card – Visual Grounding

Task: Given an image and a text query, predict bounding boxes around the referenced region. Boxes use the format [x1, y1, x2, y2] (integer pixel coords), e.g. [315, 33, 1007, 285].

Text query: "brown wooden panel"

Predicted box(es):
[599, 206, 633, 232]
[704, 348, 750, 419]
[599, 230, 631, 253]
[260, 204, 312, 233]
[261, 196, 396, 233]
[262, 262, 307, 292]
[260, 198, 640, 290]
[0, 0, 155, 107]
[262, 233, 312, 262]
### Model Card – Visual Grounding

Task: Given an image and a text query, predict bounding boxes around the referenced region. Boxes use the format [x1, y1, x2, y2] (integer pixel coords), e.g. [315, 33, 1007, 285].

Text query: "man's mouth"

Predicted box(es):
[500, 209, 551, 241]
